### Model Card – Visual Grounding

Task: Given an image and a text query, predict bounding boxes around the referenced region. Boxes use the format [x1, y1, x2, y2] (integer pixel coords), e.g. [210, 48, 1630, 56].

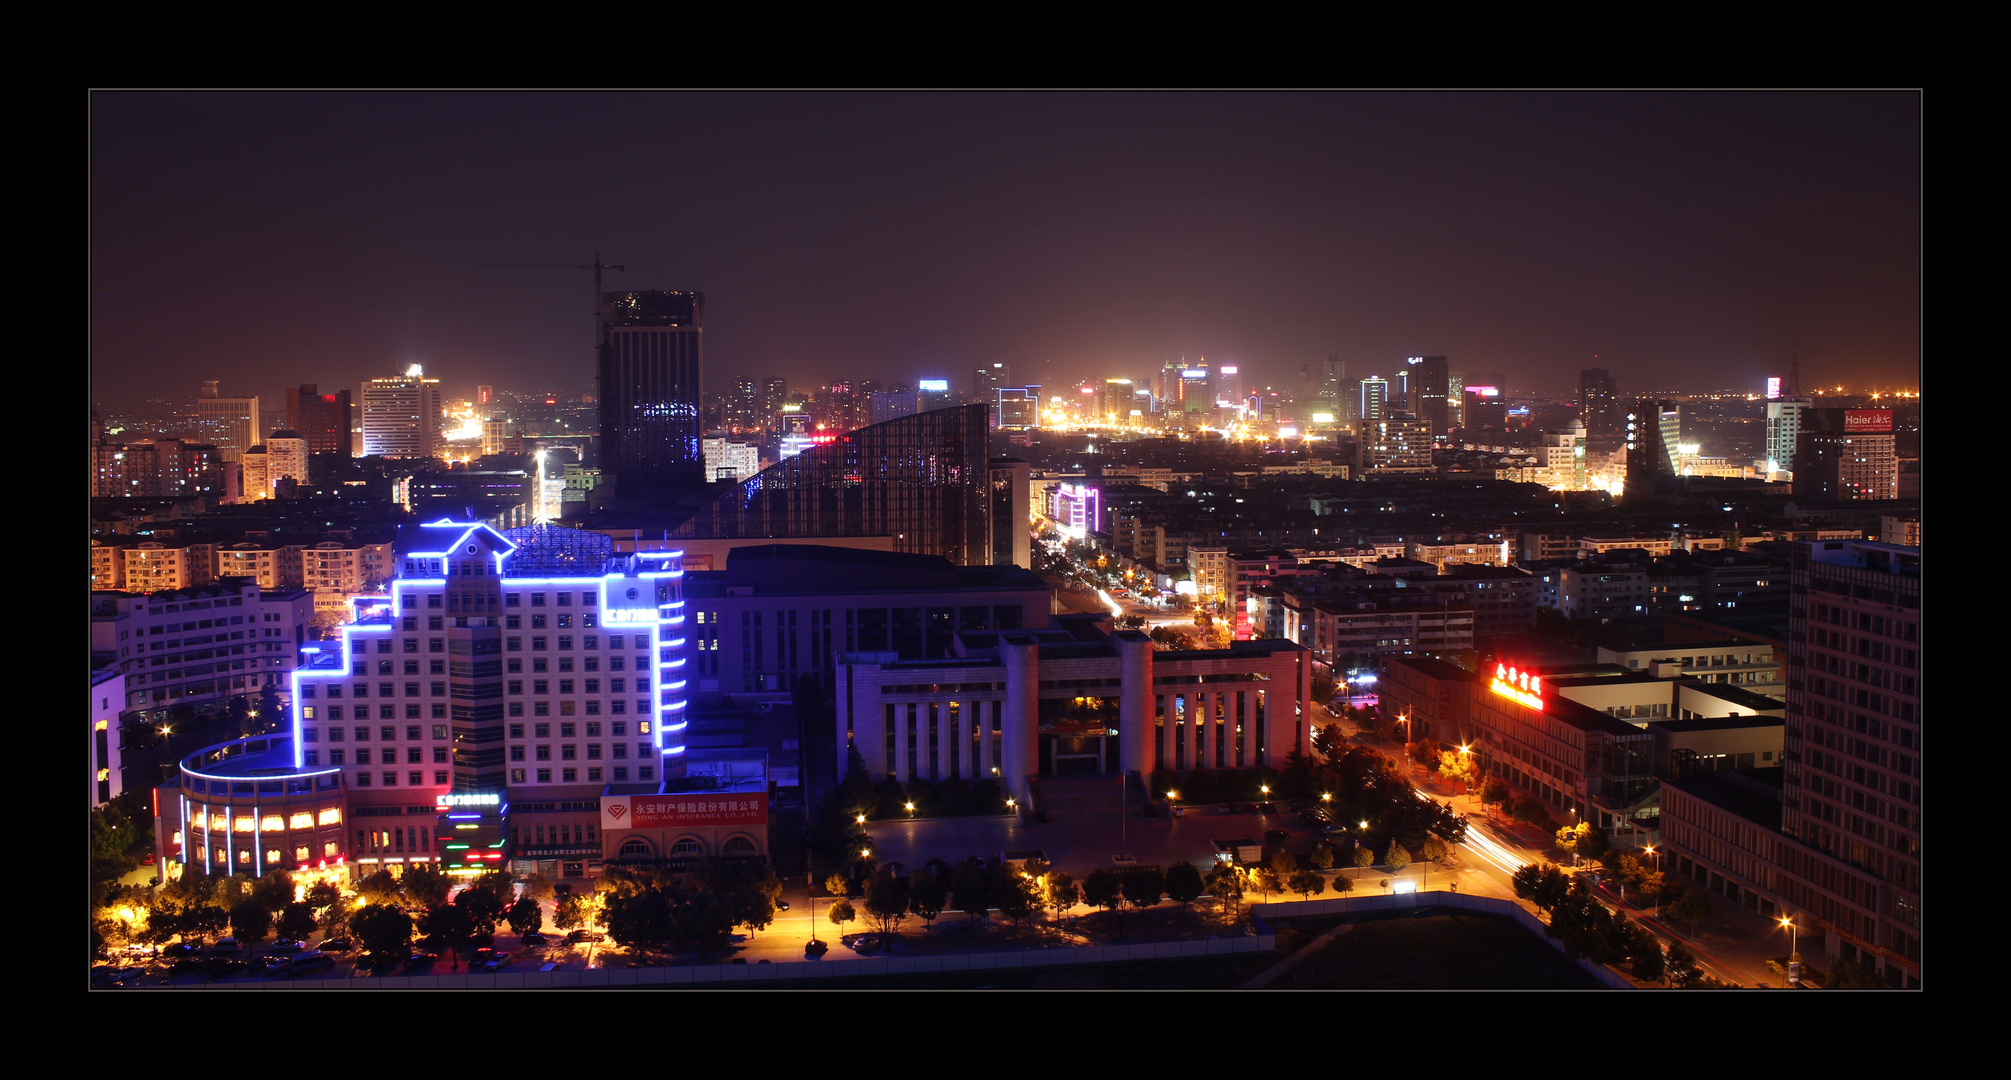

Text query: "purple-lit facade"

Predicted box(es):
[282, 520, 690, 877]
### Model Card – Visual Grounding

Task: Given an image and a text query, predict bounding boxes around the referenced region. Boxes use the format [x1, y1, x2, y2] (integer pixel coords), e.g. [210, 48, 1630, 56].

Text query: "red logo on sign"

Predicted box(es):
[608, 804, 627, 820]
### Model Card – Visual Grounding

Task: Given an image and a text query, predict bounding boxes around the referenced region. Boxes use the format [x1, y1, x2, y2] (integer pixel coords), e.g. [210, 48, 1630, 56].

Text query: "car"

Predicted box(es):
[202, 958, 248, 978]
[268, 939, 305, 954]
[290, 951, 334, 974]
[776, 899, 790, 911]
[402, 953, 438, 972]
[1259, 802, 1277, 813]
[520, 931, 548, 947]
[211, 937, 240, 954]
[163, 943, 200, 959]
[1264, 829, 1291, 844]
[319, 938, 353, 954]
[260, 955, 295, 975]
[566, 930, 605, 944]
[478, 951, 512, 972]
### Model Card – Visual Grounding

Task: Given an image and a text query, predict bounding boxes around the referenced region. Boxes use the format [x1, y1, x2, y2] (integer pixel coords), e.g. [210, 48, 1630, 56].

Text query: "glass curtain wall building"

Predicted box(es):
[599, 291, 704, 486]
[670, 404, 1001, 566]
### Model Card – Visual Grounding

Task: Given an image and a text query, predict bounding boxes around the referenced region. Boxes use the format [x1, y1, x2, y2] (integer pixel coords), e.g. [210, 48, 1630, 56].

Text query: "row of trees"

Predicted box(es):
[1512, 862, 1722, 986]
[596, 859, 785, 959]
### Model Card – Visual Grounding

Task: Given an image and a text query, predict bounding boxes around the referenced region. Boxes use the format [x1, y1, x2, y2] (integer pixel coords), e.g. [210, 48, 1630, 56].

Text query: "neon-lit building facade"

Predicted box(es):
[284, 520, 689, 877]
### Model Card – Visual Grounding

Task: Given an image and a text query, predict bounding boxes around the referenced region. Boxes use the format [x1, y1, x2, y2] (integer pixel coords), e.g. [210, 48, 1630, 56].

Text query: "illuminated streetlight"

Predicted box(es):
[855, 814, 866, 825]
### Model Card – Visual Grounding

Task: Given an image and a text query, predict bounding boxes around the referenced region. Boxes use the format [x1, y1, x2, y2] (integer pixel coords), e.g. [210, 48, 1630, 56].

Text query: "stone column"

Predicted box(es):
[1116, 631, 1155, 781]
[1000, 636, 1040, 806]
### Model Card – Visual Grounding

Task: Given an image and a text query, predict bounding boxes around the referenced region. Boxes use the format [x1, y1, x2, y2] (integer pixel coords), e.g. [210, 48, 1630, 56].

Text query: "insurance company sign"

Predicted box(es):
[601, 792, 768, 831]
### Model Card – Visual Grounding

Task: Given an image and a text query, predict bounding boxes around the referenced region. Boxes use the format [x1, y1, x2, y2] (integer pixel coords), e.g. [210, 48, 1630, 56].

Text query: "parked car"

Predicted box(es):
[268, 939, 305, 954]
[477, 951, 512, 972]
[291, 951, 334, 974]
[566, 930, 605, 944]
[260, 955, 295, 975]
[163, 943, 200, 959]
[319, 938, 353, 954]
[402, 952, 438, 973]
[520, 931, 548, 947]
[211, 937, 240, 954]
[776, 899, 791, 911]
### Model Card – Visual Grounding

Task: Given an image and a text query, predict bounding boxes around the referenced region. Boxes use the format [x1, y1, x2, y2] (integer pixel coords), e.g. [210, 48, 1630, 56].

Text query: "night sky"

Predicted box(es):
[89, 92, 1920, 410]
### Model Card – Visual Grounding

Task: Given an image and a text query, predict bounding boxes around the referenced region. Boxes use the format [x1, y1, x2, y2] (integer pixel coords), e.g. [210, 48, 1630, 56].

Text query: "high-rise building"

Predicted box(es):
[1579, 368, 1621, 436]
[1318, 353, 1346, 420]
[92, 438, 228, 498]
[1794, 410, 1899, 501]
[1359, 376, 1389, 422]
[363, 367, 443, 459]
[1766, 397, 1815, 478]
[1463, 389, 1507, 435]
[669, 404, 1024, 567]
[284, 385, 352, 457]
[1355, 416, 1435, 474]
[265, 430, 311, 494]
[1623, 399, 1681, 500]
[973, 362, 1010, 405]
[194, 382, 261, 462]
[1409, 356, 1451, 437]
[598, 291, 704, 485]
[1215, 365, 1242, 409]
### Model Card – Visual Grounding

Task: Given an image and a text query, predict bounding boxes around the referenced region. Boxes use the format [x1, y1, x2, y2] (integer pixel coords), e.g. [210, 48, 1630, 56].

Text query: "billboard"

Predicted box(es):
[602, 792, 768, 831]
[918, 379, 949, 392]
[1843, 409, 1893, 433]
[1766, 377, 1782, 400]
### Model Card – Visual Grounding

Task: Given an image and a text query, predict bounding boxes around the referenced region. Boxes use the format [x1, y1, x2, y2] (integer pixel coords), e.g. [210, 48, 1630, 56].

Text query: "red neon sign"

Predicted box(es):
[1490, 663, 1544, 708]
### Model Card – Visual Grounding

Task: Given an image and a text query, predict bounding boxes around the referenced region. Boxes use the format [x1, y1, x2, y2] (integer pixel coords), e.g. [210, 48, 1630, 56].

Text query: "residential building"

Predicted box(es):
[285, 384, 352, 456]
[194, 382, 262, 461]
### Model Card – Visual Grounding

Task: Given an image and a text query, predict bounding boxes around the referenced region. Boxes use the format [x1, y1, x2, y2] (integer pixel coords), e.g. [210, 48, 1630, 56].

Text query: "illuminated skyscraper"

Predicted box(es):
[194, 381, 261, 462]
[1766, 396, 1814, 478]
[1359, 376, 1389, 421]
[973, 362, 1010, 404]
[598, 290, 704, 485]
[363, 367, 442, 459]
[1623, 399, 1681, 500]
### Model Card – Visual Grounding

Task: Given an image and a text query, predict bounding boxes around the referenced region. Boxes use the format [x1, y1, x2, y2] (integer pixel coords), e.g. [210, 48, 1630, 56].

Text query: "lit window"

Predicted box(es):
[318, 808, 341, 826]
[234, 816, 255, 833]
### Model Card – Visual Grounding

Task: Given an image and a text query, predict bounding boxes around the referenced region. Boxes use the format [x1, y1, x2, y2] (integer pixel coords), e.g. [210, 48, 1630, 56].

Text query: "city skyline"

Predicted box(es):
[91, 93, 1921, 411]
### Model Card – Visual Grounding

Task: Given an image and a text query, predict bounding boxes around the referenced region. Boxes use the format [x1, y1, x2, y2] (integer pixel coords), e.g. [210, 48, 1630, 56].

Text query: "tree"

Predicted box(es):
[182, 903, 230, 947]
[356, 869, 402, 907]
[1439, 750, 1479, 792]
[250, 869, 294, 913]
[1310, 723, 1346, 762]
[604, 887, 676, 958]
[350, 903, 413, 959]
[1354, 845, 1376, 870]
[1555, 822, 1608, 863]
[507, 896, 543, 937]
[468, 870, 517, 909]
[863, 875, 909, 948]
[823, 873, 853, 899]
[1664, 941, 1703, 987]
[230, 901, 274, 953]
[1205, 862, 1244, 915]
[1165, 861, 1205, 915]
[1508, 793, 1558, 831]
[950, 859, 992, 928]
[421, 903, 476, 967]
[1270, 849, 1298, 877]
[1082, 868, 1124, 924]
[402, 865, 451, 910]
[1288, 870, 1325, 900]
[455, 885, 505, 932]
[521, 873, 557, 903]
[1309, 845, 1335, 871]
[827, 898, 857, 934]
[908, 868, 950, 929]
[995, 870, 1037, 927]
[1252, 868, 1281, 902]
[1823, 959, 1885, 989]
[1479, 775, 1511, 809]
[554, 892, 589, 932]
[1665, 888, 1714, 931]
[1044, 872, 1079, 923]
[1122, 868, 1165, 917]
[1626, 924, 1665, 982]
[276, 902, 318, 943]
[1328, 871, 1353, 895]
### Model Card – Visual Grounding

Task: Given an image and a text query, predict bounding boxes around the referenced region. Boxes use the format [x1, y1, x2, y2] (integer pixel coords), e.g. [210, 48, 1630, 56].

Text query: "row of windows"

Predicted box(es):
[303, 704, 448, 720]
[508, 700, 653, 717]
[305, 748, 449, 767]
[352, 770, 450, 787]
[509, 743, 651, 761]
[506, 655, 646, 673]
[508, 678, 643, 695]
[303, 725, 450, 742]
[509, 721, 641, 738]
[510, 766, 651, 784]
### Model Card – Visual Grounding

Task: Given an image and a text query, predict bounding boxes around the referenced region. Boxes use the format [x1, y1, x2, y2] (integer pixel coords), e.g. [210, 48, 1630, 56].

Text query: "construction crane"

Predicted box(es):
[480, 252, 627, 346]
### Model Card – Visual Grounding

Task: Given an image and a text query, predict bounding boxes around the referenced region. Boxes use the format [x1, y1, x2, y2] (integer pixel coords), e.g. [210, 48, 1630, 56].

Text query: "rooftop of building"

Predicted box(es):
[1647, 714, 1784, 734]
[1662, 768, 1783, 830]
[1385, 655, 1477, 682]
[678, 544, 1048, 596]
[178, 735, 330, 781]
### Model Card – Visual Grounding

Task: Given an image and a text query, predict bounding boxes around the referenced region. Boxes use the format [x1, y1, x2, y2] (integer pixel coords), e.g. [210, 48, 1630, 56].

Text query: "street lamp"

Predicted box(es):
[1780, 916, 1801, 987]
[904, 801, 916, 818]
